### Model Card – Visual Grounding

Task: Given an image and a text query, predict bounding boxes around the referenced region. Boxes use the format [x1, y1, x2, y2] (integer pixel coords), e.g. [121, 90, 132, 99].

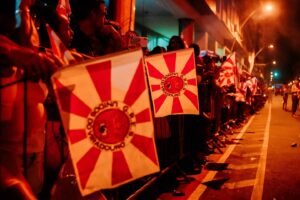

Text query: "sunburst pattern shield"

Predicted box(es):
[51, 49, 159, 196]
[235, 82, 247, 102]
[246, 77, 258, 95]
[145, 48, 199, 117]
[216, 53, 237, 88]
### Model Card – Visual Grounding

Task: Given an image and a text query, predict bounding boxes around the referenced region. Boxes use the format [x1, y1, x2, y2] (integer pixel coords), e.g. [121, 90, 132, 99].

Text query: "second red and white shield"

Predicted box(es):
[216, 53, 238, 88]
[145, 48, 199, 117]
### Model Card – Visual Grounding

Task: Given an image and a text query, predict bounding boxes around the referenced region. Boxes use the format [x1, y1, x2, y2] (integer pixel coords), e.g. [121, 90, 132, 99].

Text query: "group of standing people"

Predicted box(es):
[0, 0, 243, 199]
[280, 79, 300, 116]
[290, 80, 300, 116]
[0, 0, 125, 199]
[0, 0, 206, 198]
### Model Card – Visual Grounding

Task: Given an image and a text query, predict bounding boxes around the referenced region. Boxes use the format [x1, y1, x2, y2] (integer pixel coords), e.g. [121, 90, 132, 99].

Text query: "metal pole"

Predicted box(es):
[255, 47, 265, 58]
[230, 9, 259, 52]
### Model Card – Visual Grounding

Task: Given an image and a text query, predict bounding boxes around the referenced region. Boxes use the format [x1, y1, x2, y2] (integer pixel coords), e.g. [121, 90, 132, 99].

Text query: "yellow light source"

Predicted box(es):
[272, 61, 276, 65]
[268, 44, 274, 49]
[264, 3, 274, 12]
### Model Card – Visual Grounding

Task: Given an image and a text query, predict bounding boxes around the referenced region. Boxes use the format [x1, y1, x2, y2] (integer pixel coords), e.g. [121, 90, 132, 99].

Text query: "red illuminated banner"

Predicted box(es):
[52, 49, 159, 196]
[145, 48, 199, 117]
[216, 53, 238, 88]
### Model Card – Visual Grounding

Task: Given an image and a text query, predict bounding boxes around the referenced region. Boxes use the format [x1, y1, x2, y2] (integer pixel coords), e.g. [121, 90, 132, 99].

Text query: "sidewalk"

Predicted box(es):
[158, 101, 271, 200]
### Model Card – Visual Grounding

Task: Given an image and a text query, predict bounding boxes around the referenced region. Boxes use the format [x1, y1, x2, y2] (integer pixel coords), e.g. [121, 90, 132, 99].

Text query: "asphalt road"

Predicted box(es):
[263, 95, 300, 200]
[187, 95, 300, 200]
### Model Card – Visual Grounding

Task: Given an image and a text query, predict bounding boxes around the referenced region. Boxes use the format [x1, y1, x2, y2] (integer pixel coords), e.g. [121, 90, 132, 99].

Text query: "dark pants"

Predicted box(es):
[237, 102, 245, 119]
[283, 93, 288, 110]
[292, 94, 298, 114]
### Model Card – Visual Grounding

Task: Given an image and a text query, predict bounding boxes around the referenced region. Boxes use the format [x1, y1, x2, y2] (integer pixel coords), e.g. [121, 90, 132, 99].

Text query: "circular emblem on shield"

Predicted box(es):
[86, 101, 136, 151]
[161, 72, 187, 96]
[224, 71, 233, 78]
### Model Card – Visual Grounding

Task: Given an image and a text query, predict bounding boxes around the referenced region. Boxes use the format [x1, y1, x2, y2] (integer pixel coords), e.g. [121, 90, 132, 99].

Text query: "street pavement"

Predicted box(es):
[161, 95, 300, 200]
[263, 95, 300, 200]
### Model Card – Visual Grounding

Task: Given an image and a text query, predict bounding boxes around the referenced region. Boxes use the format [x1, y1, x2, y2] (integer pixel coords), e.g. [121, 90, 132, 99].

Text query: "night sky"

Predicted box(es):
[271, 0, 300, 82]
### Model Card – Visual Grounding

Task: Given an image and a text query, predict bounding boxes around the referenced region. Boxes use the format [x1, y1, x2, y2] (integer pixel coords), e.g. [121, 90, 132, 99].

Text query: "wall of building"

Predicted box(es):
[135, 17, 179, 50]
[132, 0, 248, 66]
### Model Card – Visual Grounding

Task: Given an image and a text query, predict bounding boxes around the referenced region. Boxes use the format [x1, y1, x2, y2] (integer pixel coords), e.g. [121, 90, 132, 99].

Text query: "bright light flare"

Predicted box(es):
[264, 3, 274, 12]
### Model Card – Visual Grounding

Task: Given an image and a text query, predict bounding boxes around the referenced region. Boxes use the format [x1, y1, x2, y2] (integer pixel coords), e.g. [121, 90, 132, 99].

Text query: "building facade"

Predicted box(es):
[107, 0, 264, 72]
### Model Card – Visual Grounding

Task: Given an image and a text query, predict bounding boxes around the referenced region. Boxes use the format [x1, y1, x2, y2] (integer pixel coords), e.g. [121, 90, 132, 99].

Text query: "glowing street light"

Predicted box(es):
[239, 2, 275, 31]
[255, 44, 274, 58]
[232, 2, 276, 74]
[231, 2, 275, 51]
[272, 60, 277, 65]
[249, 44, 275, 73]
[264, 3, 274, 12]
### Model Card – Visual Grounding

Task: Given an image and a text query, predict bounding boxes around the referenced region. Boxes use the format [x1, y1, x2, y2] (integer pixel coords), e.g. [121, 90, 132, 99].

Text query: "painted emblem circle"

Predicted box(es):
[93, 109, 130, 144]
[161, 73, 186, 96]
[86, 101, 136, 151]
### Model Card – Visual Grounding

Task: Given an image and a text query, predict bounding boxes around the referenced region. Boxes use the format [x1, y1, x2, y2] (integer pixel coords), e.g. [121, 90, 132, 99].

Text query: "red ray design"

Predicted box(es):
[54, 79, 91, 117]
[147, 62, 164, 79]
[227, 79, 232, 85]
[86, 60, 111, 102]
[183, 89, 199, 109]
[172, 97, 183, 113]
[219, 78, 225, 85]
[232, 66, 237, 74]
[77, 147, 101, 189]
[135, 108, 151, 123]
[68, 129, 86, 144]
[227, 58, 234, 66]
[154, 94, 167, 113]
[151, 84, 161, 92]
[163, 53, 176, 73]
[124, 59, 146, 106]
[131, 134, 158, 165]
[187, 79, 197, 86]
[181, 53, 195, 75]
[112, 151, 132, 185]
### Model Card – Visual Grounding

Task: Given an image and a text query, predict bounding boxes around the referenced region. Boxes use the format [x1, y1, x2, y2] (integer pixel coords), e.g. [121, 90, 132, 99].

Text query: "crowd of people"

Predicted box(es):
[268, 79, 300, 116]
[0, 0, 124, 199]
[283, 80, 300, 116]
[0, 0, 266, 199]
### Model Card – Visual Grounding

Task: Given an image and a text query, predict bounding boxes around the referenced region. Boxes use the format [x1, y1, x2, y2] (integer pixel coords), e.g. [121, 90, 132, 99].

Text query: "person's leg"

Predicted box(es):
[283, 96, 287, 110]
[294, 96, 299, 114]
[286, 95, 289, 110]
[292, 95, 297, 115]
[284, 95, 288, 110]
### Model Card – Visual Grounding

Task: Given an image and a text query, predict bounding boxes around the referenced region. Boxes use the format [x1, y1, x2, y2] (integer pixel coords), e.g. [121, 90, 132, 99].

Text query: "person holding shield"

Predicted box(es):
[0, 0, 63, 198]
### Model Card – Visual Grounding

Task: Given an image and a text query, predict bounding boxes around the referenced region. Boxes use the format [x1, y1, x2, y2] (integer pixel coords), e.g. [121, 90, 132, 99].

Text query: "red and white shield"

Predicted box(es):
[145, 48, 199, 117]
[216, 53, 237, 88]
[246, 77, 258, 95]
[51, 49, 159, 196]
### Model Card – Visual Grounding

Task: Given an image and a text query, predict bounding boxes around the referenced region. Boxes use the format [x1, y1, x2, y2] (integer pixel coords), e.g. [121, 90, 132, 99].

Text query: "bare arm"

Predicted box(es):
[0, 34, 63, 81]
